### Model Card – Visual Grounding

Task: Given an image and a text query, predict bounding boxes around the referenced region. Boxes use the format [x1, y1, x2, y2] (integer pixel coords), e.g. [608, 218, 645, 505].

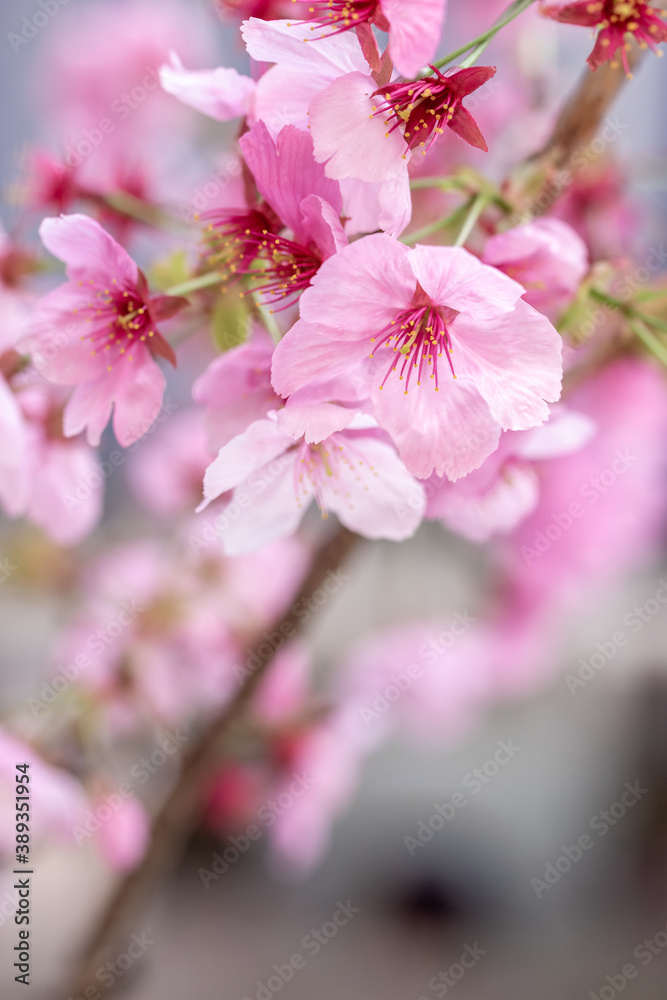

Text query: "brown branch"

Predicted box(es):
[65, 525, 359, 997]
[504, 43, 644, 222]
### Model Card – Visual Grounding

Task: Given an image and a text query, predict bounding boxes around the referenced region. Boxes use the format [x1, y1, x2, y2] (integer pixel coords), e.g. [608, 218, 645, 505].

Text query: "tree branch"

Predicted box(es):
[65, 525, 359, 997]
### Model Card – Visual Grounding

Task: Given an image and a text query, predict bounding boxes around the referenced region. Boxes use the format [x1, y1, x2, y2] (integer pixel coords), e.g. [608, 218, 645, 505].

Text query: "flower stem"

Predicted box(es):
[401, 197, 475, 245]
[431, 0, 538, 71]
[454, 193, 489, 247]
[629, 316, 667, 368]
[165, 272, 224, 297]
[64, 526, 360, 999]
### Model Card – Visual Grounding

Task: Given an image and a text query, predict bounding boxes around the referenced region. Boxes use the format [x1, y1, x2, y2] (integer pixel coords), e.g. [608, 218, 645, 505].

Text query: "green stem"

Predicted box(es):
[401, 198, 474, 245]
[165, 272, 223, 297]
[629, 317, 667, 368]
[454, 193, 488, 247]
[431, 0, 538, 71]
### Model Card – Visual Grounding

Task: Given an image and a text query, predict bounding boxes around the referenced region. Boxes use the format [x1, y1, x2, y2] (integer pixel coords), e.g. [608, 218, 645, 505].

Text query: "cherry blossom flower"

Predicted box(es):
[272, 234, 563, 480]
[371, 64, 497, 155]
[425, 406, 596, 542]
[198, 405, 426, 553]
[482, 218, 589, 321]
[540, 0, 667, 76]
[289, 0, 448, 78]
[25, 215, 183, 448]
[203, 121, 347, 308]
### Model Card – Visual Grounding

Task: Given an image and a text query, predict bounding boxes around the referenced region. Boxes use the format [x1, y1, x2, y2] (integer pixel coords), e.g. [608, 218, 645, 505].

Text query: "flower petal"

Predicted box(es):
[200, 417, 293, 508]
[382, 0, 447, 78]
[408, 244, 523, 319]
[159, 52, 256, 121]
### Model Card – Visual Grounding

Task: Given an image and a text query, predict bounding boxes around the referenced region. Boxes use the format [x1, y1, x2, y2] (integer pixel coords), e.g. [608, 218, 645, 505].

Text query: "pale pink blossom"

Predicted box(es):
[159, 52, 257, 122]
[272, 234, 563, 480]
[25, 215, 182, 448]
[198, 406, 426, 553]
[425, 406, 596, 542]
[482, 218, 589, 321]
[291, 0, 448, 78]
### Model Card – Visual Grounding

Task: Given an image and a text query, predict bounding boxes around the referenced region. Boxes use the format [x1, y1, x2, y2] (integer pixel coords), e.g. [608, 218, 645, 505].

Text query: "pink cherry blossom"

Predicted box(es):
[482, 218, 589, 321]
[501, 356, 667, 609]
[193, 324, 283, 453]
[203, 122, 347, 308]
[159, 52, 257, 122]
[25, 215, 182, 448]
[0, 379, 103, 544]
[198, 406, 426, 553]
[424, 406, 596, 541]
[292, 0, 448, 78]
[272, 234, 563, 480]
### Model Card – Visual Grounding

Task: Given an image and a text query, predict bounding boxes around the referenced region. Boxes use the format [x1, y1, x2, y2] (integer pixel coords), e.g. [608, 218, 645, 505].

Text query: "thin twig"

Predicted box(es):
[65, 526, 359, 997]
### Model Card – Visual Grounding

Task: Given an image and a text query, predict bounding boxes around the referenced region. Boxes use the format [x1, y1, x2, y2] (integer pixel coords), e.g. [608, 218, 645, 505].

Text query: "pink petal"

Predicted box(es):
[338, 175, 412, 238]
[193, 325, 280, 452]
[159, 52, 256, 121]
[372, 374, 501, 480]
[428, 461, 540, 542]
[452, 299, 563, 431]
[200, 417, 293, 508]
[26, 283, 106, 384]
[39, 214, 138, 287]
[277, 402, 357, 442]
[408, 244, 523, 319]
[111, 352, 167, 447]
[240, 122, 342, 242]
[218, 451, 306, 555]
[299, 234, 414, 337]
[515, 406, 596, 461]
[382, 0, 447, 77]
[0, 378, 30, 516]
[241, 17, 368, 74]
[321, 433, 425, 539]
[299, 194, 348, 259]
[310, 72, 410, 182]
[27, 440, 103, 545]
[271, 319, 372, 401]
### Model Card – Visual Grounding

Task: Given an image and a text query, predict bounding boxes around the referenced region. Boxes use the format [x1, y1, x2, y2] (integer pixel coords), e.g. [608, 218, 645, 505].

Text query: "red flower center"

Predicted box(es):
[204, 211, 321, 310]
[76, 279, 156, 368]
[370, 292, 460, 394]
[290, 0, 380, 35]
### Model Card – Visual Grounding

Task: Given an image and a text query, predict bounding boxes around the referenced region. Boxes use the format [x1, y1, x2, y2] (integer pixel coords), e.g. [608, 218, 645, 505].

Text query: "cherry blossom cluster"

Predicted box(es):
[2, 0, 667, 877]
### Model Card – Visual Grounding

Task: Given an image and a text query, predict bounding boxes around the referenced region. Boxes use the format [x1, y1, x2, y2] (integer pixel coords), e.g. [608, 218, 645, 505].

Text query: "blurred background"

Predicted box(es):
[1, 1, 667, 998]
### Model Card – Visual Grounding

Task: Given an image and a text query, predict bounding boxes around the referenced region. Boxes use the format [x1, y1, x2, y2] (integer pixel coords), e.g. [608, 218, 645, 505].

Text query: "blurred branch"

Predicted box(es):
[65, 525, 360, 998]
